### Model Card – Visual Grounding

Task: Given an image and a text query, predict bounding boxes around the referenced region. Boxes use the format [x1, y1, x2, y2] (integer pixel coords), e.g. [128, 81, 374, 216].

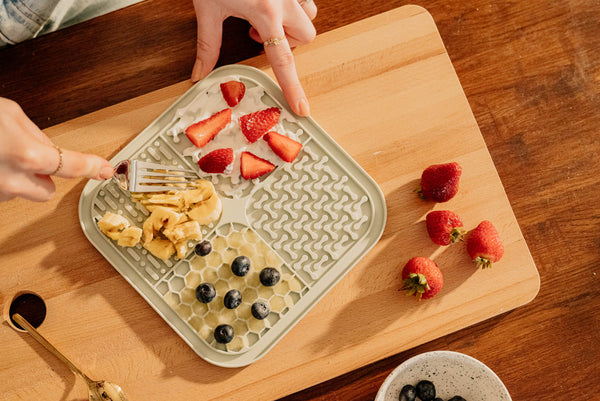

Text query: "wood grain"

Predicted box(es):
[0, 0, 598, 400]
[1, 6, 539, 399]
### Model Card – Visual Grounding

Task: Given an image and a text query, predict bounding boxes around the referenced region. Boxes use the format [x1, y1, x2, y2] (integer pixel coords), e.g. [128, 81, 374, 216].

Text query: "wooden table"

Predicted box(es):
[1, 1, 598, 400]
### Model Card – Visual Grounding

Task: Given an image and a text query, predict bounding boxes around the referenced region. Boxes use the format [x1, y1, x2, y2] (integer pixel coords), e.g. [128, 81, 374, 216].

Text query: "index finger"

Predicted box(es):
[262, 37, 310, 116]
[55, 147, 114, 180]
[191, 0, 224, 81]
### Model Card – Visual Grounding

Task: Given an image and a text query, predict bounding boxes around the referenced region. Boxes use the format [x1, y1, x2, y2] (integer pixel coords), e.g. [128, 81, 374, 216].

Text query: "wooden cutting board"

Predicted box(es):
[0, 5, 539, 400]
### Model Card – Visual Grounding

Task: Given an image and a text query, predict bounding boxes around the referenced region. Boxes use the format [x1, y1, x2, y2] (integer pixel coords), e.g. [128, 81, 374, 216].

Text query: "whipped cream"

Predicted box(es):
[166, 76, 303, 184]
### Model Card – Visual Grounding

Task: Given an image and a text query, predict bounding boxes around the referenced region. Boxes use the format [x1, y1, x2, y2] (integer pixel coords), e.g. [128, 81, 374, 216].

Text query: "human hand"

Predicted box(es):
[191, 0, 317, 116]
[0, 98, 114, 202]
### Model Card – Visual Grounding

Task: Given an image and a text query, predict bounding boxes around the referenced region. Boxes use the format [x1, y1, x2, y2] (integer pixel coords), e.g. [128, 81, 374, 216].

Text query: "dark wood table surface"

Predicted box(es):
[1, 1, 598, 400]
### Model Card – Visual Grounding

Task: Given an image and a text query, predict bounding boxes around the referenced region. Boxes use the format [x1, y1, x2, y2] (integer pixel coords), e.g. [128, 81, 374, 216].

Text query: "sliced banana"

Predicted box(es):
[174, 240, 188, 260]
[117, 226, 142, 247]
[144, 238, 176, 260]
[144, 204, 182, 214]
[163, 220, 202, 243]
[97, 213, 142, 247]
[143, 193, 185, 210]
[183, 180, 214, 207]
[97, 213, 130, 240]
[188, 194, 222, 225]
[142, 206, 185, 245]
[99, 178, 222, 260]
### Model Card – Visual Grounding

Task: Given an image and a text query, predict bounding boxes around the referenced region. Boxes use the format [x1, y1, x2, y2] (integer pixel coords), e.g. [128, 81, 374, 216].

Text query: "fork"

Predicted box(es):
[112, 160, 199, 193]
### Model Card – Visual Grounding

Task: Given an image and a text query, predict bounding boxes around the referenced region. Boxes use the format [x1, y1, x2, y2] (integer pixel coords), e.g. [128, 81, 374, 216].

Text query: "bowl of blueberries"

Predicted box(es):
[375, 351, 511, 401]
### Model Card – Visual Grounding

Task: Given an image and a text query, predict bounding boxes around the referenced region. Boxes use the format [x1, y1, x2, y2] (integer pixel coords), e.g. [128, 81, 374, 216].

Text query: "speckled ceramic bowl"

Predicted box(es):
[375, 351, 511, 401]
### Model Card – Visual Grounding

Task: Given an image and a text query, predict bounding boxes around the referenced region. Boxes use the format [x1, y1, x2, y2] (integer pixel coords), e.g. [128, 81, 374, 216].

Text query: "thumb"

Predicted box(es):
[191, 1, 224, 82]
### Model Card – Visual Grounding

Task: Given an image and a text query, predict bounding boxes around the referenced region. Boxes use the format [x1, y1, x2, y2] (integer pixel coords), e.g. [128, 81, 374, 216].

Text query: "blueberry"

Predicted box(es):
[224, 289, 242, 309]
[448, 397, 466, 401]
[195, 283, 216, 303]
[399, 384, 417, 401]
[259, 267, 280, 286]
[416, 380, 436, 401]
[251, 301, 270, 320]
[194, 240, 212, 256]
[214, 324, 234, 343]
[231, 256, 251, 276]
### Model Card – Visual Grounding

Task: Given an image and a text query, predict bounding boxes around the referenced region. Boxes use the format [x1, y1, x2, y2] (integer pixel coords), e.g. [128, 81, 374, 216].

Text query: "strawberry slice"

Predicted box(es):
[185, 108, 232, 148]
[239, 107, 281, 143]
[240, 151, 275, 179]
[264, 131, 302, 162]
[198, 148, 234, 174]
[220, 81, 246, 107]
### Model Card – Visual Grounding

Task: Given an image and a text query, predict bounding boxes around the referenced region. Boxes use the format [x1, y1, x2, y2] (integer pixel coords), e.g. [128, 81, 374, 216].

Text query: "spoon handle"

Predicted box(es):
[12, 313, 91, 382]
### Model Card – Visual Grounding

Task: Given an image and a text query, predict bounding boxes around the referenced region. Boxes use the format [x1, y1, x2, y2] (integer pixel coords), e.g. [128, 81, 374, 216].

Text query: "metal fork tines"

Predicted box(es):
[113, 160, 199, 193]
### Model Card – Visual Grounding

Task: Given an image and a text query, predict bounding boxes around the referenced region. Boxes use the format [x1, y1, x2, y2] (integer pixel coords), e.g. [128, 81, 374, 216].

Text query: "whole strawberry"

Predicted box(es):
[418, 162, 462, 202]
[426, 210, 465, 246]
[401, 257, 443, 300]
[467, 220, 504, 269]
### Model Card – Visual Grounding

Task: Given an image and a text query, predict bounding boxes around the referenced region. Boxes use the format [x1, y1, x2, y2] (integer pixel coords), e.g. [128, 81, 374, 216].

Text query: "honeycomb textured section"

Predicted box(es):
[246, 143, 372, 282]
[160, 223, 308, 353]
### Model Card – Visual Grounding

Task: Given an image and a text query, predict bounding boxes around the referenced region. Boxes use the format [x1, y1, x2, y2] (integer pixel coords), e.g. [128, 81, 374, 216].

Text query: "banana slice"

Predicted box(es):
[117, 226, 142, 247]
[163, 220, 202, 243]
[97, 213, 131, 240]
[174, 240, 188, 260]
[187, 194, 222, 225]
[142, 206, 185, 245]
[144, 204, 182, 214]
[183, 180, 215, 207]
[144, 238, 176, 260]
[143, 193, 185, 209]
[119, 178, 222, 259]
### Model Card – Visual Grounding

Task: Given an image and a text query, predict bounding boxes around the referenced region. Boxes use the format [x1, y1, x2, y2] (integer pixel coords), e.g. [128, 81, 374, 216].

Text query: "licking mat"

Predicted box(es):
[79, 65, 387, 367]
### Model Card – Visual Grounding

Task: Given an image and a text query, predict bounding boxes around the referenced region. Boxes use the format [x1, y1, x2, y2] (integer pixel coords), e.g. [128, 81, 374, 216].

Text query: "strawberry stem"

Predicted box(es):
[402, 273, 430, 301]
[475, 256, 493, 269]
[450, 227, 465, 243]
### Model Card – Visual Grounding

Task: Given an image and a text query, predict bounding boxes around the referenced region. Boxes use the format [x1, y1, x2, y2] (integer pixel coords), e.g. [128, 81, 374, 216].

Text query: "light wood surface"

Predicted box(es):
[0, 6, 539, 401]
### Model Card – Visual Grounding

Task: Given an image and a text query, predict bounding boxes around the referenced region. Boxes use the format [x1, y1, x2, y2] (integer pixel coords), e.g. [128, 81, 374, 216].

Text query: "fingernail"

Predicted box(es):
[191, 60, 203, 82]
[297, 98, 310, 116]
[98, 166, 114, 180]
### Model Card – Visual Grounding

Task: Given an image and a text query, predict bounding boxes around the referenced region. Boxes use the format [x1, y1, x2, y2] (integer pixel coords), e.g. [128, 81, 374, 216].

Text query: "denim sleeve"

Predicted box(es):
[0, 0, 61, 46]
[0, 0, 146, 47]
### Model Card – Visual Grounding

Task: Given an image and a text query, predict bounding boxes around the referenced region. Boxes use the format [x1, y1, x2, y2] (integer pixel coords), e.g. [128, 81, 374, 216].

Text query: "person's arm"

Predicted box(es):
[0, 98, 114, 202]
[190, 0, 317, 116]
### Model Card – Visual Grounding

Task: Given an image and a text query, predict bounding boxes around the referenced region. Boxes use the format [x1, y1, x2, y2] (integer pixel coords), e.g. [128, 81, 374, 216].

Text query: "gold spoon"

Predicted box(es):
[12, 313, 129, 401]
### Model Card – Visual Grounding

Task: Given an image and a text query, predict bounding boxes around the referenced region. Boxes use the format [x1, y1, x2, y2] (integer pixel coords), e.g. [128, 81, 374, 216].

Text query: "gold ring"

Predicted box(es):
[263, 36, 286, 47]
[50, 144, 63, 175]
